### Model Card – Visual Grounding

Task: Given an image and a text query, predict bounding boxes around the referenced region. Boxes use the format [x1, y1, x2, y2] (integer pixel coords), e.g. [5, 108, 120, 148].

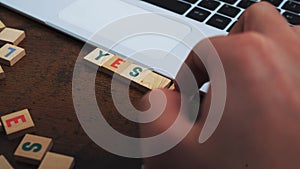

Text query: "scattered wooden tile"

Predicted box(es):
[0, 155, 14, 169]
[0, 28, 25, 46]
[0, 43, 26, 66]
[0, 65, 5, 80]
[38, 152, 74, 169]
[14, 134, 53, 165]
[0, 109, 35, 139]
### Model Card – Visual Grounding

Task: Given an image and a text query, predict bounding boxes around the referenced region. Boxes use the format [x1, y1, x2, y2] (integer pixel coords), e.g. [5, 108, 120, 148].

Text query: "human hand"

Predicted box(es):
[140, 2, 300, 169]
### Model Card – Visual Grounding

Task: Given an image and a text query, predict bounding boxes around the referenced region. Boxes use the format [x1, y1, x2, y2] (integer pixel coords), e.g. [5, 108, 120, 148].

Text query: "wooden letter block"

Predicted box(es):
[0, 65, 5, 80]
[0, 109, 35, 139]
[139, 72, 172, 90]
[168, 84, 175, 90]
[0, 155, 14, 169]
[84, 48, 114, 67]
[0, 28, 25, 45]
[102, 55, 132, 74]
[0, 20, 5, 29]
[0, 121, 3, 133]
[0, 44, 26, 66]
[120, 64, 148, 81]
[38, 152, 74, 169]
[14, 134, 53, 165]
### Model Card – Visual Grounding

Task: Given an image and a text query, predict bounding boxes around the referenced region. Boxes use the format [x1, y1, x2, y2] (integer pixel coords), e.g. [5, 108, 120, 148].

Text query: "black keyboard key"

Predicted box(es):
[218, 4, 241, 17]
[219, 0, 238, 5]
[262, 0, 283, 6]
[198, 0, 221, 10]
[282, 1, 300, 13]
[207, 14, 232, 29]
[141, 0, 191, 15]
[227, 21, 237, 32]
[183, 0, 198, 4]
[237, 0, 255, 9]
[283, 11, 300, 25]
[187, 7, 211, 22]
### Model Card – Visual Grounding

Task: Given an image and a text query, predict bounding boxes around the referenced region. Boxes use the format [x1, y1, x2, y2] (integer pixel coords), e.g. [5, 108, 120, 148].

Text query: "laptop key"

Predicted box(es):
[261, 0, 283, 6]
[237, 0, 255, 9]
[226, 21, 237, 32]
[187, 7, 211, 22]
[219, 0, 238, 5]
[282, 1, 300, 13]
[183, 0, 199, 4]
[141, 0, 191, 15]
[207, 14, 232, 30]
[198, 0, 221, 10]
[218, 4, 241, 17]
[283, 11, 300, 25]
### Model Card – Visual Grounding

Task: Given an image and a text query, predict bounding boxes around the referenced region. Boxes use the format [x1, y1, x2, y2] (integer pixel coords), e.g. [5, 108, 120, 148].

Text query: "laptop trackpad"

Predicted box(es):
[59, 0, 192, 76]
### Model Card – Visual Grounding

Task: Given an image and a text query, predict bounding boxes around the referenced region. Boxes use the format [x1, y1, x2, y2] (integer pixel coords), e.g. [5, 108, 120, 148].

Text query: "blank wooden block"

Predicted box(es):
[84, 48, 114, 67]
[38, 152, 74, 169]
[1, 109, 35, 139]
[0, 43, 26, 66]
[0, 28, 25, 45]
[14, 134, 53, 165]
[0, 155, 14, 169]
[102, 55, 132, 74]
[0, 65, 5, 80]
[168, 84, 175, 90]
[0, 20, 5, 29]
[138, 72, 172, 90]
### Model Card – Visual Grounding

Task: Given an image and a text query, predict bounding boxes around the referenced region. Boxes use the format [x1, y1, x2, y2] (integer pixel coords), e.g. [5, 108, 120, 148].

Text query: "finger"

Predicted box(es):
[230, 2, 291, 37]
[139, 89, 181, 137]
[291, 25, 300, 37]
[175, 49, 209, 93]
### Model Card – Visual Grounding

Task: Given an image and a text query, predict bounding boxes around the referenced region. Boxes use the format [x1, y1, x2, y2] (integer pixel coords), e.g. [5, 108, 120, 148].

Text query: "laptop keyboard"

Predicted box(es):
[141, 0, 300, 32]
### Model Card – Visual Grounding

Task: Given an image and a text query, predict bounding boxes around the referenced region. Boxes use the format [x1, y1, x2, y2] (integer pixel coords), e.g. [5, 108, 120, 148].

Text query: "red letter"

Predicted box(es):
[110, 58, 125, 69]
[5, 115, 27, 127]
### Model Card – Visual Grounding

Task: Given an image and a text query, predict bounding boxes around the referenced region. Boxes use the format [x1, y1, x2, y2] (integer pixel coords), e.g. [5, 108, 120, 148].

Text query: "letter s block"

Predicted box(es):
[0, 109, 35, 139]
[14, 134, 53, 165]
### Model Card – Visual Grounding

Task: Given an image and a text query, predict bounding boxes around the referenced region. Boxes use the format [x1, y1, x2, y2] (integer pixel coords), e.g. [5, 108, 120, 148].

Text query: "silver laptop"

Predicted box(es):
[0, 0, 298, 80]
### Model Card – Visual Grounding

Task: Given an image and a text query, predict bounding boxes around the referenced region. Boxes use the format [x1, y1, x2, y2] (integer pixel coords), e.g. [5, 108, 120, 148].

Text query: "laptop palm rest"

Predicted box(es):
[57, 0, 192, 77]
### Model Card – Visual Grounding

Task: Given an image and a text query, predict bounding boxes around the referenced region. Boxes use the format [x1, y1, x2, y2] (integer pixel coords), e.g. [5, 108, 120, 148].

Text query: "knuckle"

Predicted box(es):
[243, 2, 276, 19]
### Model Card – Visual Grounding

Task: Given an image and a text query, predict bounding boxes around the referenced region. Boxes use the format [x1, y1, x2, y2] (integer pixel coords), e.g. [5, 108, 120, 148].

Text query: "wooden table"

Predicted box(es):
[0, 5, 143, 169]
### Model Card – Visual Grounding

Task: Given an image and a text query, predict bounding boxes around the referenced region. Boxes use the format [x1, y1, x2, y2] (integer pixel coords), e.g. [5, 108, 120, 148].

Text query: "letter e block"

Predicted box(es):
[102, 55, 132, 74]
[14, 134, 53, 165]
[1, 109, 35, 139]
[38, 152, 74, 169]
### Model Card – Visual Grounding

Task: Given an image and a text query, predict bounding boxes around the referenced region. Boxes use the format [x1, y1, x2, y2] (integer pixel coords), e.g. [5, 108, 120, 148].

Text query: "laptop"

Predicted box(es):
[0, 0, 299, 83]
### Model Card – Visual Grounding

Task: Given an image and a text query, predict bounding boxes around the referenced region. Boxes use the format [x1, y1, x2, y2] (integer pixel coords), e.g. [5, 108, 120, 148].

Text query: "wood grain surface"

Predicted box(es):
[0, 5, 144, 169]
